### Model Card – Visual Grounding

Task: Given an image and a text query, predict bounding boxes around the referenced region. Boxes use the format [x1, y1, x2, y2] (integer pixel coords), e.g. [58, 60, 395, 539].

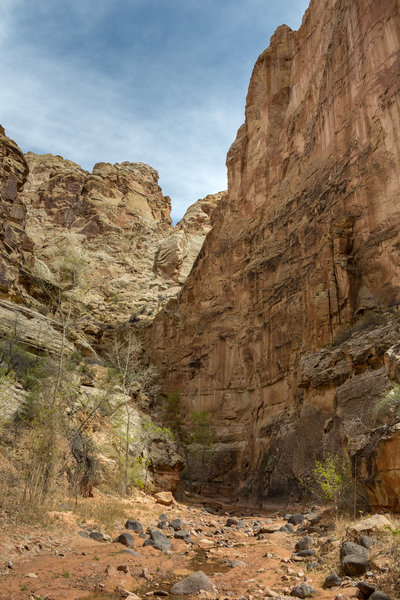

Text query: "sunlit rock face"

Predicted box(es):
[19, 152, 223, 333]
[149, 0, 400, 506]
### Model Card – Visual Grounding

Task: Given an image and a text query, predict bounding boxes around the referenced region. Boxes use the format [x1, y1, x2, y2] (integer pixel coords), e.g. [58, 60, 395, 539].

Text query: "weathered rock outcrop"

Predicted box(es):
[150, 0, 400, 507]
[0, 127, 33, 300]
[0, 128, 223, 354]
[20, 153, 223, 334]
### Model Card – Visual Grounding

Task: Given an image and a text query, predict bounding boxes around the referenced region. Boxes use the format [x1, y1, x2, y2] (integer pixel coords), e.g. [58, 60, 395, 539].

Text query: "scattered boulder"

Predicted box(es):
[174, 529, 193, 543]
[122, 548, 141, 557]
[294, 550, 316, 558]
[226, 517, 238, 527]
[225, 559, 247, 568]
[288, 514, 306, 526]
[280, 525, 293, 534]
[340, 541, 368, 559]
[143, 528, 171, 552]
[347, 515, 392, 536]
[304, 511, 321, 525]
[341, 553, 369, 576]
[322, 573, 342, 589]
[369, 593, 392, 600]
[125, 519, 143, 533]
[90, 531, 107, 542]
[77, 530, 90, 538]
[359, 535, 374, 549]
[114, 533, 135, 548]
[154, 491, 175, 506]
[171, 571, 214, 595]
[295, 536, 313, 552]
[290, 582, 315, 598]
[169, 518, 183, 531]
[258, 523, 282, 534]
[357, 581, 376, 597]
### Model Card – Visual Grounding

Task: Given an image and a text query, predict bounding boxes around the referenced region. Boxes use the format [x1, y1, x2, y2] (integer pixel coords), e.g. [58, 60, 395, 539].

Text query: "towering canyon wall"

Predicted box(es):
[150, 0, 400, 507]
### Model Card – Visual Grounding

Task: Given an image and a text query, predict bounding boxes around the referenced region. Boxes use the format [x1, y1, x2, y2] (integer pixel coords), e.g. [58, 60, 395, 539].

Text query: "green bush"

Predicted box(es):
[374, 383, 400, 425]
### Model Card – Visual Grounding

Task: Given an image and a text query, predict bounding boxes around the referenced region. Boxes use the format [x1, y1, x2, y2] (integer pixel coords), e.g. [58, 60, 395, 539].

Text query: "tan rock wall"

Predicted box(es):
[149, 0, 400, 506]
[19, 152, 223, 338]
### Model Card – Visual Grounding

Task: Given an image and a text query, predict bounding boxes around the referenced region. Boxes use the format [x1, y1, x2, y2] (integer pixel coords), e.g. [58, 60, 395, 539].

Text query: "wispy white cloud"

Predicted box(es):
[0, 0, 309, 219]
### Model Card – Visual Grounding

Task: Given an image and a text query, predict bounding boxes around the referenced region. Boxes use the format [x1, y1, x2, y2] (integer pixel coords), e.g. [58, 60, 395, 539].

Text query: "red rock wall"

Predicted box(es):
[150, 0, 400, 504]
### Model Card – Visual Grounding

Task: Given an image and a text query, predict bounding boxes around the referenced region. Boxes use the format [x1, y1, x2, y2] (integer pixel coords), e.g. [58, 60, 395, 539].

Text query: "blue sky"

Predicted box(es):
[1, 0, 309, 221]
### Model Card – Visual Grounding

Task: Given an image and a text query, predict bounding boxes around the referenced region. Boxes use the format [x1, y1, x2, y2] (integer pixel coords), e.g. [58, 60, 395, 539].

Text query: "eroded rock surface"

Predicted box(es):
[0, 126, 33, 300]
[21, 153, 223, 333]
[149, 0, 400, 506]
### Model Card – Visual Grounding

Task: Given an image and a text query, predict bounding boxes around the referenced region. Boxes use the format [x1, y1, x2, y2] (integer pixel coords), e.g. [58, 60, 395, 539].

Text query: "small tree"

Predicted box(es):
[310, 455, 352, 513]
[163, 391, 215, 491]
[190, 409, 215, 467]
[106, 329, 143, 494]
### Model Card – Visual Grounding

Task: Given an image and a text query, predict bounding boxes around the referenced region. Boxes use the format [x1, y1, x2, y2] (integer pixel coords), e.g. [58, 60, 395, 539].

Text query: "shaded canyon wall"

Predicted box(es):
[149, 0, 400, 507]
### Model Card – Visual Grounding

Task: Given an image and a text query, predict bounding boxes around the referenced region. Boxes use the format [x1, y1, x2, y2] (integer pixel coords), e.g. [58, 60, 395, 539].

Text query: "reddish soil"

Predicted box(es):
[0, 493, 385, 600]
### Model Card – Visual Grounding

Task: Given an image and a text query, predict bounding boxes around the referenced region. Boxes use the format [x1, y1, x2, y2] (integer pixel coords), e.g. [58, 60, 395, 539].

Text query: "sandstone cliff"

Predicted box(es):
[20, 152, 223, 340]
[0, 126, 33, 301]
[150, 0, 400, 509]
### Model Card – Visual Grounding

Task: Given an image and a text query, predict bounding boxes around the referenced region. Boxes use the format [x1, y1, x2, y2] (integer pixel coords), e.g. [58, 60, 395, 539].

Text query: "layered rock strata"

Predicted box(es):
[0, 129, 223, 352]
[0, 127, 33, 300]
[21, 153, 223, 335]
[150, 0, 400, 507]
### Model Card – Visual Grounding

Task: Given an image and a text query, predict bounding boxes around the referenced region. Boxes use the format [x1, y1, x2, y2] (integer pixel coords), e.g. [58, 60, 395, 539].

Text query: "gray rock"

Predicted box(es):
[290, 582, 315, 598]
[341, 553, 369, 576]
[122, 548, 142, 557]
[322, 572, 342, 589]
[304, 511, 321, 524]
[114, 533, 134, 548]
[288, 514, 306, 526]
[171, 571, 214, 595]
[357, 581, 375, 597]
[225, 559, 247, 568]
[369, 593, 392, 600]
[307, 526, 322, 534]
[143, 528, 171, 552]
[169, 518, 183, 531]
[340, 541, 368, 559]
[174, 529, 193, 543]
[157, 520, 168, 529]
[90, 531, 106, 542]
[125, 519, 143, 533]
[226, 517, 238, 527]
[77, 530, 90, 538]
[359, 535, 374, 549]
[295, 536, 313, 552]
[295, 549, 316, 558]
[280, 525, 293, 534]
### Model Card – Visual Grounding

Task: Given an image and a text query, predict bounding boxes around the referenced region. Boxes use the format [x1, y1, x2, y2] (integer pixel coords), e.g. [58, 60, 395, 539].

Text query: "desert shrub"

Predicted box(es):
[301, 455, 359, 514]
[374, 383, 400, 425]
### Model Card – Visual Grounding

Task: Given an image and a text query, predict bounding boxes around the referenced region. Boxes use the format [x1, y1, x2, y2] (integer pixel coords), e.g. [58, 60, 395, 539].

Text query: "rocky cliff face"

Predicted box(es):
[0, 127, 224, 495]
[0, 127, 33, 300]
[20, 152, 223, 339]
[0, 126, 223, 354]
[150, 0, 400, 508]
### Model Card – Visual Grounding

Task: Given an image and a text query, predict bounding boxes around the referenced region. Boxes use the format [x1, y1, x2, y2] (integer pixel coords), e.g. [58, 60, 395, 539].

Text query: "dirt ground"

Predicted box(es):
[0, 492, 394, 600]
